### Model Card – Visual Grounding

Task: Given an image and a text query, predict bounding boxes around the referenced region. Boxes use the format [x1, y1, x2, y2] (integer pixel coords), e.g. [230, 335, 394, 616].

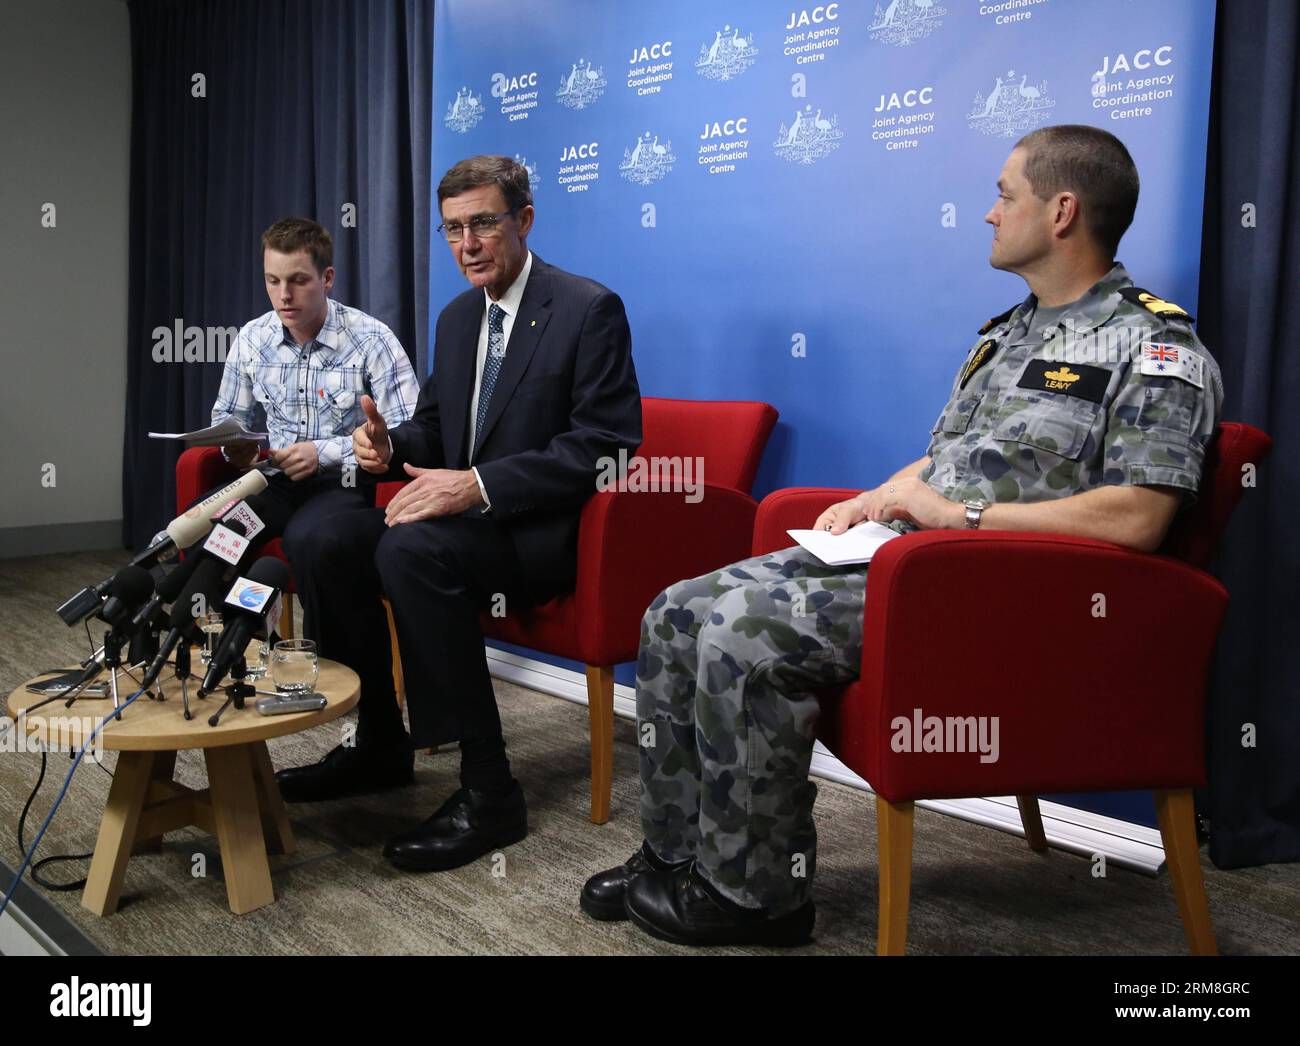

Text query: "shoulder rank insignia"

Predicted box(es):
[1119, 286, 1194, 323]
[959, 339, 998, 389]
[978, 306, 1017, 335]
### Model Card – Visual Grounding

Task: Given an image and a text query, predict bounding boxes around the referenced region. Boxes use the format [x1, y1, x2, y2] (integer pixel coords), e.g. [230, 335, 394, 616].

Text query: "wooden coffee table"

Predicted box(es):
[5, 658, 359, 916]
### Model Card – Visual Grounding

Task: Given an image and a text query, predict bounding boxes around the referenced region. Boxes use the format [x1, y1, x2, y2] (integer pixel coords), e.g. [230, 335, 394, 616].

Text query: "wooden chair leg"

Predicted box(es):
[278, 594, 295, 640]
[383, 598, 405, 708]
[876, 796, 914, 956]
[1017, 794, 1049, 852]
[1155, 788, 1218, 955]
[585, 665, 614, 825]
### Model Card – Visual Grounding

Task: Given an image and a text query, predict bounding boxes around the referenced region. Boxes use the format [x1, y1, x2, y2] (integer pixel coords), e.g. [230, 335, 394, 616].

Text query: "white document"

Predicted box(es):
[147, 416, 267, 446]
[787, 521, 901, 566]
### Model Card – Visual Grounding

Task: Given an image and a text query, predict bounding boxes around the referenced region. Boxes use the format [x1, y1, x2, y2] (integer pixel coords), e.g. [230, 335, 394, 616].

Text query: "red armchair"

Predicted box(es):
[482, 397, 778, 823]
[179, 398, 779, 826]
[174, 449, 408, 690]
[750, 422, 1272, 955]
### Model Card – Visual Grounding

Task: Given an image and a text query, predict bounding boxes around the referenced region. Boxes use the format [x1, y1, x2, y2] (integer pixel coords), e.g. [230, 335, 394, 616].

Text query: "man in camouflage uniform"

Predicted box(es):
[580, 125, 1223, 947]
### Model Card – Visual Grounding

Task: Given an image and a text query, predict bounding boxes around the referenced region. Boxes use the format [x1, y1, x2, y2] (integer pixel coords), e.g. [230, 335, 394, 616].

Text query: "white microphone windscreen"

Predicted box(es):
[166, 470, 270, 548]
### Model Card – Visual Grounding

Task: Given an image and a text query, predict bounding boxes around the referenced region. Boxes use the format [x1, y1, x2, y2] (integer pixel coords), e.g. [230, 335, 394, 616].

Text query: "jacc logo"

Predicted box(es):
[869, 0, 946, 47]
[696, 23, 759, 81]
[966, 68, 1056, 138]
[444, 85, 484, 133]
[773, 103, 844, 164]
[556, 58, 607, 109]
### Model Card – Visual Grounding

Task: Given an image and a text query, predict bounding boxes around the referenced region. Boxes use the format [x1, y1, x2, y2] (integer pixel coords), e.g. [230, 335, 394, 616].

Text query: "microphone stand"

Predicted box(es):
[62, 630, 125, 709]
[206, 656, 253, 727]
[174, 641, 195, 721]
[103, 627, 127, 716]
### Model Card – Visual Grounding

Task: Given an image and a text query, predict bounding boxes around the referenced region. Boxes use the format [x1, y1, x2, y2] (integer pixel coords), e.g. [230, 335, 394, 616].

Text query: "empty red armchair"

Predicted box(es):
[483, 397, 779, 824]
[750, 422, 1272, 954]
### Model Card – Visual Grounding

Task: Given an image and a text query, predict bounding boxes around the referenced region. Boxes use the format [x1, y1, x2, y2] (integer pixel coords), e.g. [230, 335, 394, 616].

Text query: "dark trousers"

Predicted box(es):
[191, 473, 371, 606]
[189, 471, 373, 590]
[238, 474, 374, 634]
[283, 507, 565, 789]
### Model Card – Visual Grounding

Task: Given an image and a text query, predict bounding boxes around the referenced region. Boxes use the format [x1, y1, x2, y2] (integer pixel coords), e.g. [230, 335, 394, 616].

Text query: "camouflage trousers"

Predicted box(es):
[637, 544, 867, 913]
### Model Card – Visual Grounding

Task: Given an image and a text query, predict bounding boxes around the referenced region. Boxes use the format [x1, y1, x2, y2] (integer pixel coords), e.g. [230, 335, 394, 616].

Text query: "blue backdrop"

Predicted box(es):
[430, 0, 1218, 828]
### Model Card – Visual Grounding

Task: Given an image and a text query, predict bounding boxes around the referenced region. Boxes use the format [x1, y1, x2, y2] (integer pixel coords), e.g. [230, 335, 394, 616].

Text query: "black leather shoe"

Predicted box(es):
[580, 842, 690, 921]
[624, 862, 815, 947]
[383, 780, 527, 871]
[274, 743, 414, 804]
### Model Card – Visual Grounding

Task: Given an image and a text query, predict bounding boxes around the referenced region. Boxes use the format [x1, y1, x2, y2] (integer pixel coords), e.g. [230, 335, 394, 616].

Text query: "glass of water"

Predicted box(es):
[272, 640, 319, 694]
[199, 611, 223, 666]
[245, 640, 269, 680]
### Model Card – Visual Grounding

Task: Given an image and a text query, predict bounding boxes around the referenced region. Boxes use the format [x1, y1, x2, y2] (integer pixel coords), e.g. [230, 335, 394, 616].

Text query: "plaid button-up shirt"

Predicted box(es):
[212, 298, 420, 472]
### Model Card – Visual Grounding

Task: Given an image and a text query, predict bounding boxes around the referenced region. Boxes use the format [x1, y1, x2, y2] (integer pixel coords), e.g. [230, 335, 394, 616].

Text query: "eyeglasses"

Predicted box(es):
[437, 210, 517, 242]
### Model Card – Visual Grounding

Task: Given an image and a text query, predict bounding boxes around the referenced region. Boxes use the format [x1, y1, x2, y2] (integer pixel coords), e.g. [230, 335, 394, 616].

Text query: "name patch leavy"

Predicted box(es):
[1017, 360, 1110, 403]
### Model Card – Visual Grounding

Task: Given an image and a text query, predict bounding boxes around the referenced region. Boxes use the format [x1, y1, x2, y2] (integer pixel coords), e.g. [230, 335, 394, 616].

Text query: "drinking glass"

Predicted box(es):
[272, 640, 319, 694]
[245, 639, 269, 680]
[199, 611, 223, 666]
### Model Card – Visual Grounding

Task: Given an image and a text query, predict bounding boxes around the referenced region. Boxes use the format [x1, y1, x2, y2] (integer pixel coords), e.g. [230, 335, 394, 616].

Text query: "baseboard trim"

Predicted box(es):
[484, 647, 1167, 876]
[0, 520, 123, 559]
[0, 858, 101, 956]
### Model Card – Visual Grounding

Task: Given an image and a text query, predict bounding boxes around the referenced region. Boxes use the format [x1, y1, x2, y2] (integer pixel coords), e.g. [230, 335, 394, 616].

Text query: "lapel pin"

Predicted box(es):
[530, 320, 536, 327]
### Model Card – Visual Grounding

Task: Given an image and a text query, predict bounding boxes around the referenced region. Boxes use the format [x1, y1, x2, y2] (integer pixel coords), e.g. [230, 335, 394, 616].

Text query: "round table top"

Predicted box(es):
[4, 658, 359, 752]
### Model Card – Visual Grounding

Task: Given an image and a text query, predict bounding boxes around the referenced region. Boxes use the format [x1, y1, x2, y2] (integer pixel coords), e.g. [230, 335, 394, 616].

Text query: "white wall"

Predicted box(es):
[0, 0, 130, 555]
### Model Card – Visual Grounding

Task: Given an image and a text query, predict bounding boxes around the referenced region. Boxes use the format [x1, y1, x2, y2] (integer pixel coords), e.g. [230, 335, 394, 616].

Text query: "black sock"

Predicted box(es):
[356, 694, 410, 754]
[459, 734, 513, 793]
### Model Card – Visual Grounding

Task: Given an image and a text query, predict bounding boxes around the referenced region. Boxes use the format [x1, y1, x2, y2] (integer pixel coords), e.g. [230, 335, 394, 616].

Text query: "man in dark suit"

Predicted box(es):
[275, 156, 641, 872]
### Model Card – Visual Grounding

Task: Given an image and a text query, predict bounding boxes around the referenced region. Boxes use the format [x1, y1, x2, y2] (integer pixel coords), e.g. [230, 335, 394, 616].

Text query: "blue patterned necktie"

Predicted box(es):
[473, 303, 506, 458]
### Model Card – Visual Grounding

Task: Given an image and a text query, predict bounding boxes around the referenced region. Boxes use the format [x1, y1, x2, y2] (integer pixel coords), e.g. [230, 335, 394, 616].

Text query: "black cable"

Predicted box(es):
[16, 751, 93, 892]
[12, 612, 118, 893]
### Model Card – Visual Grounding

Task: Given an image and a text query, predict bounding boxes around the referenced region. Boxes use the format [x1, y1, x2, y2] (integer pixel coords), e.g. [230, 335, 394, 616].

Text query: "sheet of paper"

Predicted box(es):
[147, 416, 268, 446]
[787, 521, 901, 566]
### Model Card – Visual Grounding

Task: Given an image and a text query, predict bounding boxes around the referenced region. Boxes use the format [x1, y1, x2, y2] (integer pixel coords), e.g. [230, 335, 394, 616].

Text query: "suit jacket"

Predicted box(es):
[386, 255, 642, 594]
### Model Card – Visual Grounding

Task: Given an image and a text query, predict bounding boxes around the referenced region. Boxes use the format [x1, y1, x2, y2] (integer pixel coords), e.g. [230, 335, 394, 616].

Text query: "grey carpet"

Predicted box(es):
[1, 551, 1297, 955]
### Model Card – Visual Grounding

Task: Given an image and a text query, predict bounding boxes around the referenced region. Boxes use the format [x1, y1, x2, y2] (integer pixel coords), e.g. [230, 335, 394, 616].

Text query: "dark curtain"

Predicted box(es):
[1198, 0, 1300, 867]
[122, 0, 432, 549]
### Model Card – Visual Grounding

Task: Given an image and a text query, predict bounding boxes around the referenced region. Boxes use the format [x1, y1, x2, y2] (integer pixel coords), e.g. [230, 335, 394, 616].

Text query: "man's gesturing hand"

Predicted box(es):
[385, 465, 483, 525]
[353, 394, 392, 474]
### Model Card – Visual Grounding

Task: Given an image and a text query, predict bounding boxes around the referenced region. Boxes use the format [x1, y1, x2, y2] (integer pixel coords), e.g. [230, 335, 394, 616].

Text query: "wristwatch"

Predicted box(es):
[964, 499, 989, 529]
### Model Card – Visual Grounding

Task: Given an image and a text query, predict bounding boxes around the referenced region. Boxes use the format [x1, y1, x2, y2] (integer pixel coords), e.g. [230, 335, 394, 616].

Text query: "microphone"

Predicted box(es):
[137, 520, 251, 691]
[125, 502, 247, 631]
[138, 471, 270, 568]
[199, 557, 291, 697]
[60, 566, 156, 709]
[126, 549, 205, 635]
[56, 471, 269, 626]
[98, 566, 156, 631]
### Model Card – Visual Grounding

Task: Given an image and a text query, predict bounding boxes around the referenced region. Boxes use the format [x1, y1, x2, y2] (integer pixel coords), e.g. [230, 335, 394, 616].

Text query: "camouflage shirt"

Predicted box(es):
[917, 263, 1223, 513]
